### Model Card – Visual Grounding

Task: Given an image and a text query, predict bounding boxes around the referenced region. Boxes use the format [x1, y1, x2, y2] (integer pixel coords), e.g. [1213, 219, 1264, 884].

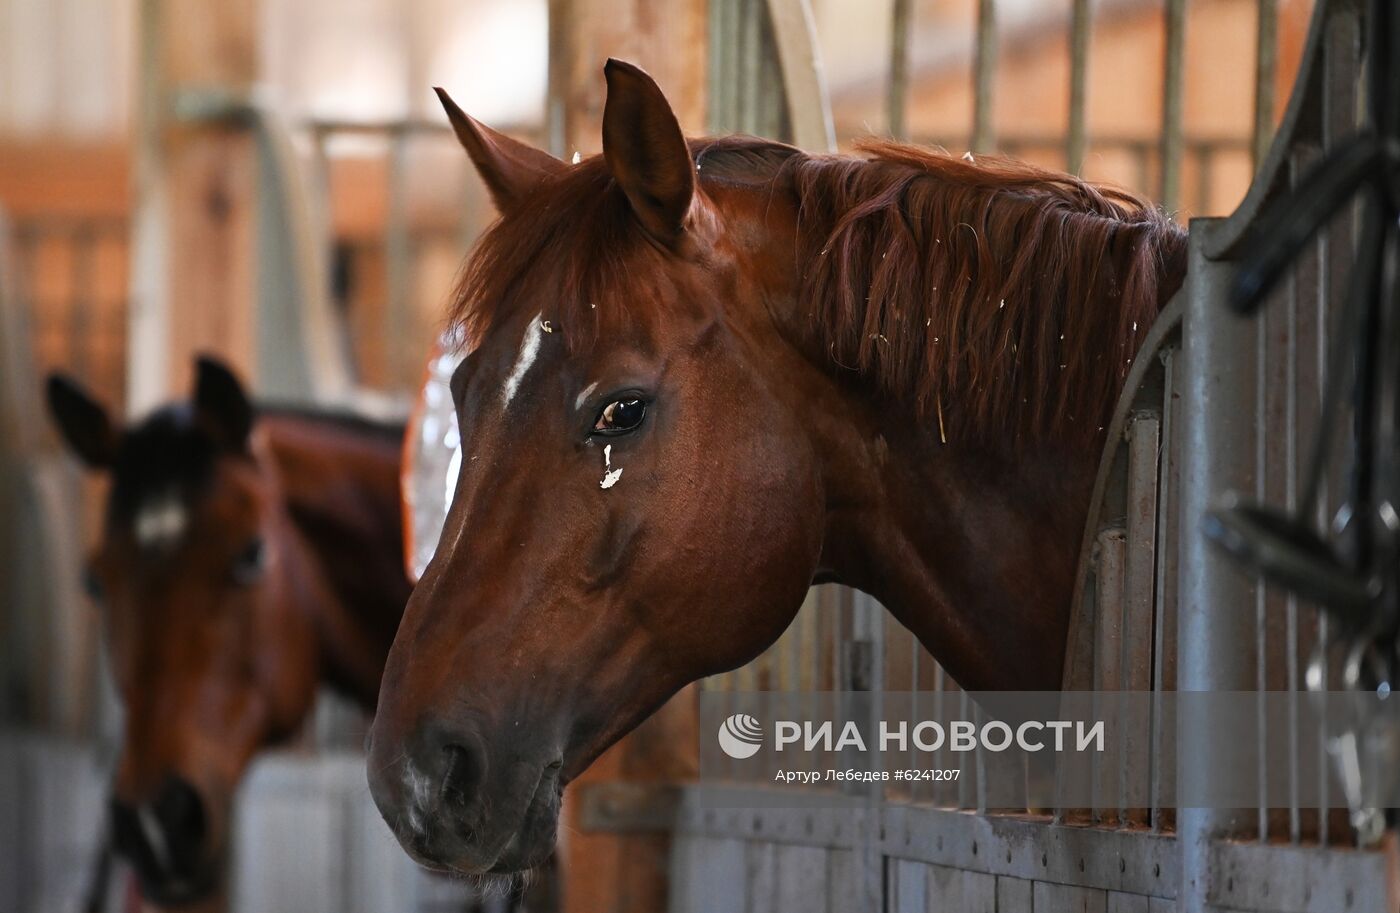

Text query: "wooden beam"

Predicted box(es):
[547, 0, 708, 157]
[128, 0, 259, 413]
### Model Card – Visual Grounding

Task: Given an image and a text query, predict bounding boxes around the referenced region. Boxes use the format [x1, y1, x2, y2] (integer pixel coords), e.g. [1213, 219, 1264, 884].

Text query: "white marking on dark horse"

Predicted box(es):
[133, 489, 188, 551]
[502, 311, 545, 408]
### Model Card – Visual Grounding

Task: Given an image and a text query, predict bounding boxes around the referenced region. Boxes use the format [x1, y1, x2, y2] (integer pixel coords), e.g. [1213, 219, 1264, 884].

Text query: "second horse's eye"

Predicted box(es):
[593, 399, 646, 435]
[231, 537, 268, 586]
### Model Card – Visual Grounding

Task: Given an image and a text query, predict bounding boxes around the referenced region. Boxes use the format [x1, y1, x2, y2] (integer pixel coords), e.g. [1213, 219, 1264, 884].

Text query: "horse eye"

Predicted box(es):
[83, 566, 103, 602]
[231, 537, 267, 586]
[593, 399, 647, 435]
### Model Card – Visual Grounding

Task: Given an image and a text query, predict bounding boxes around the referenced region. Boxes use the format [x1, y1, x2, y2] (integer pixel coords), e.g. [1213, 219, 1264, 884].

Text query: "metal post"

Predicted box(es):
[1252, 0, 1279, 170]
[1161, 0, 1187, 211]
[971, 0, 997, 154]
[1177, 221, 1260, 912]
[1066, 0, 1092, 173]
[888, 0, 912, 141]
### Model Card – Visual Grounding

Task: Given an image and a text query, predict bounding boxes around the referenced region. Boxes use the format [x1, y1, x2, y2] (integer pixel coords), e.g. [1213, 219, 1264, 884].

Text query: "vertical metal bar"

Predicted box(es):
[1252, 0, 1279, 170]
[1066, 0, 1092, 173]
[1151, 346, 1181, 834]
[971, 0, 997, 154]
[1316, 2, 1362, 847]
[1122, 415, 1160, 827]
[1285, 214, 1301, 845]
[69, 226, 95, 381]
[739, 0, 761, 135]
[1160, 0, 1187, 210]
[887, 0, 913, 141]
[1196, 143, 1215, 216]
[385, 127, 412, 392]
[1093, 528, 1126, 826]
[1254, 306, 1269, 843]
[545, 0, 570, 157]
[1178, 222, 1260, 913]
[933, 664, 946, 807]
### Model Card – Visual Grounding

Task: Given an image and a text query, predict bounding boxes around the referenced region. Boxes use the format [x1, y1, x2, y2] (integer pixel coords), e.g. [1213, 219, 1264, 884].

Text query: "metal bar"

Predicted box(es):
[384, 127, 412, 392]
[1178, 221, 1261, 913]
[1160, 0, 1187, 210]
[740, 0, 761, 135]
[1151, 346, 1181, 834]
[887, 0, 913, 141]
[1252, 0, 1279, 170]
[1254, 306, 1267, 843]
[1315, 2, 1362, 846]
[1285, 215, 1301, 844]
[1196, 144, 1215, 215]
[1066, 0, 1092, 173]
[763, 0, 838, 150]
[971, 0, 997, 154]
[1122, 415, 1160, 827]
[69, 227, 95, 381]
[1092, 528, 1126, 825]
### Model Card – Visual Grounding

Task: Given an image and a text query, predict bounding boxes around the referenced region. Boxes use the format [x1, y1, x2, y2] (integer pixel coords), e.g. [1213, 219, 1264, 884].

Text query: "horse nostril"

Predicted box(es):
[155, 775, 207, 848]
[439, 740, 487, 804]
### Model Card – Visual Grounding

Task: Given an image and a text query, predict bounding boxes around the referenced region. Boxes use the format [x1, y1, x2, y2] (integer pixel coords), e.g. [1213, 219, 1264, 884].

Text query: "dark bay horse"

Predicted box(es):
[47, 357, 410, 907]
[367, 60, 1188, 877]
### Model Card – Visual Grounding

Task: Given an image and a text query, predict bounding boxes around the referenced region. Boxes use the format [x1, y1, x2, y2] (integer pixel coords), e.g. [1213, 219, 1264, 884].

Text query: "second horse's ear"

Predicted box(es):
[193, 356, 254, 452]
[435, 87, 566, 213]
[46, 375, 118, 468]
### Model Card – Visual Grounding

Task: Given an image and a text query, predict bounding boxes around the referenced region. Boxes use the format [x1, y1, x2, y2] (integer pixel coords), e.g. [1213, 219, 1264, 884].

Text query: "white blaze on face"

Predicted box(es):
[600, 443, 623, 489]
[501, 311, 546, 408]
[133, 489, 188, 551]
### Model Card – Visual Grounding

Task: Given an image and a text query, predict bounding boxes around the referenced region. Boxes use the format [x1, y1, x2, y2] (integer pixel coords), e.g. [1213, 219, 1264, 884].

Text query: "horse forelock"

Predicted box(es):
[108, 407, 217, 539]
[447, 135, 1187, 447]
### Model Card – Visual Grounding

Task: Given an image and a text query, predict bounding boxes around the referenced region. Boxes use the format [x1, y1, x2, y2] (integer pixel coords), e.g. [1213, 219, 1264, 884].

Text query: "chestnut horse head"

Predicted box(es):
[367, 60, 1187, 877]
[48, 358, 408, 906]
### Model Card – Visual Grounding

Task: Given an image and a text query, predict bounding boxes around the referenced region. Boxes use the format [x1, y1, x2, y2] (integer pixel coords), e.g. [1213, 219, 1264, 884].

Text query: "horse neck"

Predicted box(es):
[737, 159, 1185, 692]
[260, 413, 411, 709]
[811, 411, 1096, 692]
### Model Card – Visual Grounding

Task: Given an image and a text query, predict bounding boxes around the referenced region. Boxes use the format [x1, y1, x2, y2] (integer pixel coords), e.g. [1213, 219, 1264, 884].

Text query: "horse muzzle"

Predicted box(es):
[111, 774, 220, 906]
[367, 718, 563, 875]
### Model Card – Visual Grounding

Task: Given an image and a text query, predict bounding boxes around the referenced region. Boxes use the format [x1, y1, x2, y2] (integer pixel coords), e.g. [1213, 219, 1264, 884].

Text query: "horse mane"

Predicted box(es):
[785, 140, 1187, 445]
[448, 135, 1187, 446]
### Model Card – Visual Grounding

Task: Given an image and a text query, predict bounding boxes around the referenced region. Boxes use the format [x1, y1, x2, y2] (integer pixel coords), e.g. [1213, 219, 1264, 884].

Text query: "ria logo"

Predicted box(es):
[718, 713, 764, 759]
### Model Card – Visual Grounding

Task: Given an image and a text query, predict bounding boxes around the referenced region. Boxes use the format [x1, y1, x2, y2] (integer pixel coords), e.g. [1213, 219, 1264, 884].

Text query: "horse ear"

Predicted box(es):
[193, 356, 254, 452]
[434, 87, 564, 213]
[601, 58, 695, 245]
[46, 375, 118, 468]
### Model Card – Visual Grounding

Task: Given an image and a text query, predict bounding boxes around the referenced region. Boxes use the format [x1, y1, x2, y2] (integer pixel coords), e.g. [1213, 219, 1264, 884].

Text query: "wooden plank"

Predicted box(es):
[775, 844, 828, 912]
[746, 841, 779, 913]
[997, 875, 1033, 913]
[1035, 881, 1108, 913]
[1107, 891, 1150, 913]
[547, 0, 707, 155]
[924, 864, 995, 913]
[232, 758, 340, 913]
[1208, 840, 1392, 913]
[890, 858, 926, 913]
[668, 835, 747, 913]
[129, 0, 260, 410]
[826, 848, 860, 913]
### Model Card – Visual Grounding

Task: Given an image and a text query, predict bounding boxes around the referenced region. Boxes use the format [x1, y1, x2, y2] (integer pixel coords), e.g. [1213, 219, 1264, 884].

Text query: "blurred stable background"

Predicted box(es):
[0, 0, 1311, 911]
